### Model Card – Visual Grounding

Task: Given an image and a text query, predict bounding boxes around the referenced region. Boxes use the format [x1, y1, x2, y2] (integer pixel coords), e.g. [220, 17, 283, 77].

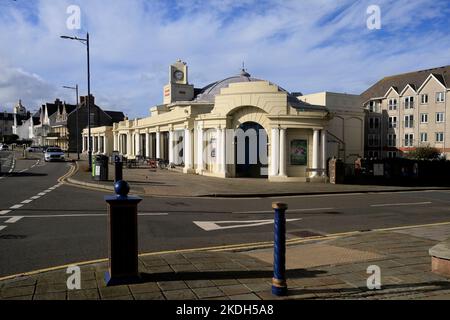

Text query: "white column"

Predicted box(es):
[184, 128, 192, 171]
[156, 131, 161, 159]
[311, 129, 320, 178]
[197, 126, 204, 173]
[270, 128, 280, 177]
[103, 136, 108, 154]
[135, 132, 141, 156]
[93, 136, 97, 153]
[220, 128, 227, 176]
[82, 135, 86, 152]
[113, 133, 117, 151]
[321, 129, 327, 176]
[279, 128, 287, 177]
[216, 128, 221, 173]
[169, 130, 174, 164]
[145, 132, 150, 158]
[126, 133, 132, 156]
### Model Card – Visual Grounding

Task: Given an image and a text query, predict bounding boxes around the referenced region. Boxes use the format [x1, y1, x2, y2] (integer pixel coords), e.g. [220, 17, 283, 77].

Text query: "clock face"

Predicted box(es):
[174, 70, 184, 81]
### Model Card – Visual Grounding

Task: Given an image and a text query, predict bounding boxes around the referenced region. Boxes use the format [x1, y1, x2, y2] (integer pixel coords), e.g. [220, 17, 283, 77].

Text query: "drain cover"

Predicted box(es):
[0, 235, 27, 240]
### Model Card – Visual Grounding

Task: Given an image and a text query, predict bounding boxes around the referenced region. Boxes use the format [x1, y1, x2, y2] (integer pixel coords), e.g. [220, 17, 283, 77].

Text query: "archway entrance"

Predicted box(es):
[235, 122, 268, 178]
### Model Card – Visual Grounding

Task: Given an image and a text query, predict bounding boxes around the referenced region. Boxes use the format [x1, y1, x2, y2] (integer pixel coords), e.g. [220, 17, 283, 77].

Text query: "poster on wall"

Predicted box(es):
[290, 140, 308, 165]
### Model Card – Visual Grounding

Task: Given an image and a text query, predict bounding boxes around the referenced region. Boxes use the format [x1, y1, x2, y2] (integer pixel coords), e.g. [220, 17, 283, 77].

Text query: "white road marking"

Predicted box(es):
[0, 210, 11, 215]
[5, 216, 23, 224]
[0, 226, 6, 232]
[370, 202, 432, 208]
[21, 200, 33, 204]
[31, 196, 41, 200]
[19, 169, 28, 173]
[194, 218, 302, 231]
[38, 193, 46, 196]
[234, 208, 334, 214]
[10, 204, 23, 210]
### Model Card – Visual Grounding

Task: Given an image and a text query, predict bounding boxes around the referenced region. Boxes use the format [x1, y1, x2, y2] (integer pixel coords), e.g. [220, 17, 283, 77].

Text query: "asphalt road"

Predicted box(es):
[1, 151, 450, 277]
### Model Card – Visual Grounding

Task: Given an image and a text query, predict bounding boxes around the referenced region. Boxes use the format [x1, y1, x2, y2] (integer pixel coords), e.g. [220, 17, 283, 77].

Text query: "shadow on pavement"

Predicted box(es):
[139, 269, 326, 283]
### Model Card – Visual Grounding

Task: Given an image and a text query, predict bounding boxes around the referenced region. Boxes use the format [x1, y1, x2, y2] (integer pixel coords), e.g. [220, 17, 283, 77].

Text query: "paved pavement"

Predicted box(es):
[68, 159, 450, 198]
[1, 225, 450, 300]
[2, 151, 450, 293]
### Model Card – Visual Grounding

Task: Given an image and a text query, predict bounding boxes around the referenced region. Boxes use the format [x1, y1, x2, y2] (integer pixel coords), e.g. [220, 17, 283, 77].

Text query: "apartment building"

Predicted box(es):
[361, 65, 450, 159]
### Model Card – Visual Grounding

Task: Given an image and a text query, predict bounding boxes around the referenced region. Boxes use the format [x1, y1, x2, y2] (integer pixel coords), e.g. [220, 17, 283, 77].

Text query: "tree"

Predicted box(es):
[1, 134, 19, 144]
[408, 146, 441, 160]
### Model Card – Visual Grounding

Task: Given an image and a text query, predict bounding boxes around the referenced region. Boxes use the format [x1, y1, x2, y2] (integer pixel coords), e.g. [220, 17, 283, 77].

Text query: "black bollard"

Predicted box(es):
[114, 155, 123, 183]
[104, 180, 142, 286]
[272, 202, 288, 296]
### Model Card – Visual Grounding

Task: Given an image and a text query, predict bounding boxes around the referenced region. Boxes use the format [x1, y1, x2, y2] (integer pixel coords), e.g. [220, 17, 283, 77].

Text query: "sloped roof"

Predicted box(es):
[105, 111, 125, 123]
[361, 65, 450, 103]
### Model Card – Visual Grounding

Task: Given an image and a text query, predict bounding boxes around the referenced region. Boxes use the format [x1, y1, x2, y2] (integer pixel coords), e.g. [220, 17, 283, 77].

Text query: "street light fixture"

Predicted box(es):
[60, 33, 92, 170]
[62, 85, 80, 160]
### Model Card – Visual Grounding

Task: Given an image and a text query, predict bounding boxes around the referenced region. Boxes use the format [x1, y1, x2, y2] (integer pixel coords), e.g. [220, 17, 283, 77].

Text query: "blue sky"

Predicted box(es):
[0, 0, 449, 118]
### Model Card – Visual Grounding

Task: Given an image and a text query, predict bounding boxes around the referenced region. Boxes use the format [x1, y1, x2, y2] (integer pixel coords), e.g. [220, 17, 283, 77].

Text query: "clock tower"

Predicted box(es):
[163, 60, 194, 104]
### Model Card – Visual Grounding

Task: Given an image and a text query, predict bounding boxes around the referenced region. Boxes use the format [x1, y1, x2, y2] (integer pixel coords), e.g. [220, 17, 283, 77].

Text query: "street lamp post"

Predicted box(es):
[60, 33, 92, 170]
[63, 85, 80, 160]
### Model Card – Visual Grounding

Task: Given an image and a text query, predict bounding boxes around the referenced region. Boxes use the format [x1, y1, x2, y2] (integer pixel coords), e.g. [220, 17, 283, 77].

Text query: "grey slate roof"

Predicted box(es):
[361, 65, 450, 104]
[104, 111, 125, 123]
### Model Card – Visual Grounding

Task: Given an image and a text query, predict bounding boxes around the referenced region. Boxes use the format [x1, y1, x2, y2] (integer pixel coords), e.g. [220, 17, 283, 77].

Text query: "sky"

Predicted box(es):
[0, 0, 449, 118]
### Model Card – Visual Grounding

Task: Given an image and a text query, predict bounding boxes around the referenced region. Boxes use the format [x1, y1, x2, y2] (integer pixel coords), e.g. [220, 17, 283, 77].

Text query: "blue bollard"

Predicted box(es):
[104, 180, 142, 286]
[272, 202, 288, 296]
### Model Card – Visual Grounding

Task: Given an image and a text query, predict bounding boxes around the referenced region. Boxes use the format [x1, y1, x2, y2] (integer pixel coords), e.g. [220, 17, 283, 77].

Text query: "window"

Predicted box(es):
[369, 101, 377, 112]
[436, 132, 444, 143]
[404, 115, 414, 128]
[388, 98, 397, 110]
[404, 96, 414, 109]
[420, 133, 428, 143]
[436, 112, 445, 123]
[421, 94, 429, 104]
[436, 92, 445, 103]
[368, 134, 380, 147]
[420, 113, 428, 124]
[404, 134, 414, 147]
[389, 116, 397, 128]
[388, 134, 397, 147]
[387, 151, 397, 159]
[368, 151, 379, 159]
[369, 117, 380, 129]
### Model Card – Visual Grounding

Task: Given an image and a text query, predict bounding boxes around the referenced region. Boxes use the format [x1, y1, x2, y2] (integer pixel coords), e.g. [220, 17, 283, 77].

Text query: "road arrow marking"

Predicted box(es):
[0, 210, 11, 215]
[193, 218, 302, 231]
[0, 226, 6, 232]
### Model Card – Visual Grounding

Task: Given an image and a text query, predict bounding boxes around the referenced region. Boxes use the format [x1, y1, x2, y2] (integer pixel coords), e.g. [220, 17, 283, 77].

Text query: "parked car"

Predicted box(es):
[44, 147, 65, 162]
[0, 144, 9, 151]
[26, 146, 42, 153]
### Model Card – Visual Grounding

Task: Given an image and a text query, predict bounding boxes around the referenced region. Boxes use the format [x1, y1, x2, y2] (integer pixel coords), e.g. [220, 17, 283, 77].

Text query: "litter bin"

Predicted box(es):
[94, 155, 109, 181]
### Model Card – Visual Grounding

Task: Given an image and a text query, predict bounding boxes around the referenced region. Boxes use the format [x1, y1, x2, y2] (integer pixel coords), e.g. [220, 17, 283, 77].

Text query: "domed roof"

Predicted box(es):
[193, 69, 326, 111]
[194, 69, 262, 103]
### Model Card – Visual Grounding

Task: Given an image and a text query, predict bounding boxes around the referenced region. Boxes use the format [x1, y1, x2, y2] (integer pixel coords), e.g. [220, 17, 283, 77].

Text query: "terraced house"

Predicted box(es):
[361, 65, 450, 159]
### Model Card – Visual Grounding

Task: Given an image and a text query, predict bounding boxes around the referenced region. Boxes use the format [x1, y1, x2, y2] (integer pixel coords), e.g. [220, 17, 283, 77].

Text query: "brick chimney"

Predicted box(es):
[80, 94, 95, 106]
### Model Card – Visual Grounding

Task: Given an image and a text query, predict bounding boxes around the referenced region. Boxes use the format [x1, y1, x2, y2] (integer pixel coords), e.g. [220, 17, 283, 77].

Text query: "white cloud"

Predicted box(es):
[0, 0, 449, 118]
